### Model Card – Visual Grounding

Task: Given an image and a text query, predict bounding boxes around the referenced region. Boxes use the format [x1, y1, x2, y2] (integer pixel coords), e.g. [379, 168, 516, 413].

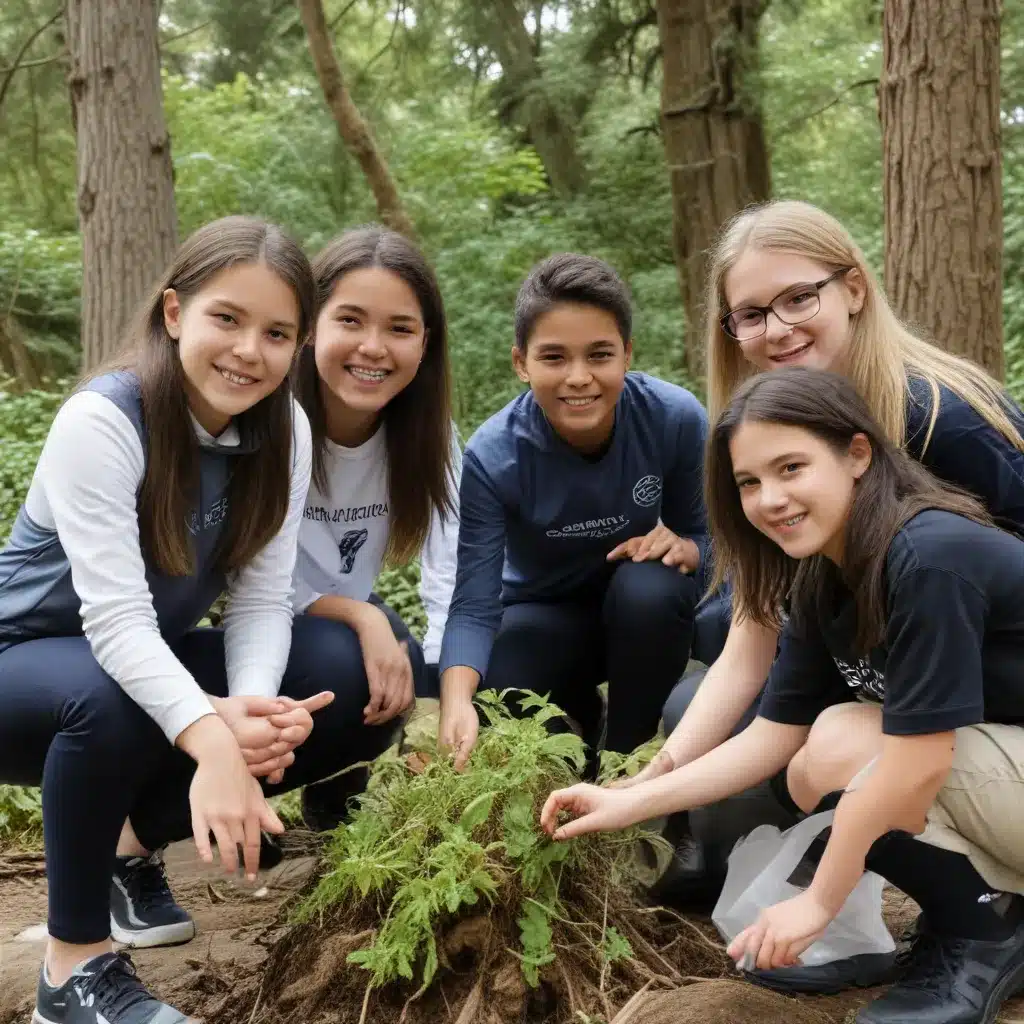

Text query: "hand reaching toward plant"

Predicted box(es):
[540, 783, 639, 840]
[606, 523, 699, 573]
[438, 695, 479, 772]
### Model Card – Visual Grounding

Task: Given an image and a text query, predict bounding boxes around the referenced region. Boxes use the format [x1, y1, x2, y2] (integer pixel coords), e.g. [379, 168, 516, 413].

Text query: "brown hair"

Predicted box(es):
[706, 367, 991, 652]
[90, 216, 315, 576]
[296, 226, 454, 566]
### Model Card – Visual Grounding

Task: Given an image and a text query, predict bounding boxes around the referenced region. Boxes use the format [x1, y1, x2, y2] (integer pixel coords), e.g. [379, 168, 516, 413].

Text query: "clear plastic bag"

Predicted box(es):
[711, 810, 895, 966]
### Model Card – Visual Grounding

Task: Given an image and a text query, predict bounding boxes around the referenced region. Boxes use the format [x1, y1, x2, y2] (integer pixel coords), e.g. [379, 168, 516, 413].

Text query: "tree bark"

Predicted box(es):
[66, 0, 178, 371]
[656, 0, 771, 380]
[881, 0, 1003, 377]
[482, 0, 586, 197]
[297, 0, 416, 239]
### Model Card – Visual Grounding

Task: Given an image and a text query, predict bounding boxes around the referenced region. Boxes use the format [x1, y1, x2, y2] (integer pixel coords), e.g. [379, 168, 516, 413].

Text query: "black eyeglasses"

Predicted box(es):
[720, 267, 853, 342]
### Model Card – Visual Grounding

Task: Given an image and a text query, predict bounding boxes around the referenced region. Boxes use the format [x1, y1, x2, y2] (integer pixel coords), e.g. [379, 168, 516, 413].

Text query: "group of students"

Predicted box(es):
[3, 200, 1024, 1024]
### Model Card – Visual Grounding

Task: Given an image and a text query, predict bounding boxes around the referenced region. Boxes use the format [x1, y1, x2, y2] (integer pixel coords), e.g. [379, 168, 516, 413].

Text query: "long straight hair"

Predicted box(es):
[90, 216, 315, 575]
[706, 367, 991, 652]
[704, 201, 1023, 454]
[296, 226, 454, 566]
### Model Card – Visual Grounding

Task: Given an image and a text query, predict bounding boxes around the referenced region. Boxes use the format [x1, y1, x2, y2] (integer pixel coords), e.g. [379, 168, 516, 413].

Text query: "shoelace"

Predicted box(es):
[122, 853, 176, 912]
[75, 953, 157, 1018]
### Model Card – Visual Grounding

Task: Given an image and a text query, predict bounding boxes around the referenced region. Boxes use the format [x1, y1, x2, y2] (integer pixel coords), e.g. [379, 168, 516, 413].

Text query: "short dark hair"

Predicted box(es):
[513, 253, 632, 351]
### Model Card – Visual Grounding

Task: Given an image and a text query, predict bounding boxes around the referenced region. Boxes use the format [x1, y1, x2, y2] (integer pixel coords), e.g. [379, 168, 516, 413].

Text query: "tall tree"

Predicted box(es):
[475, 0, 586, 197]
[66, 0, 177, 370]
[297, 0, 416, 239]
[881, 0, 1003, 377]
[656, 0, 771, 379]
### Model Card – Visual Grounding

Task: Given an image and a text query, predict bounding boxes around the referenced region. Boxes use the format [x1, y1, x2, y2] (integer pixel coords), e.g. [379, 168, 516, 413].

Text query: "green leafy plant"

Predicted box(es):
[255, 692, 724, 1024]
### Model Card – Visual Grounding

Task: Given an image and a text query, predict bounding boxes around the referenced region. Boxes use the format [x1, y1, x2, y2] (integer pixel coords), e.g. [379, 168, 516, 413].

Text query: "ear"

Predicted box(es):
[511, 344, 530, 384]
[843, 267, 867, 316]
[848, 432, 872, 479]
[162, 288, 182, 340]
[623, 339, 633, 371]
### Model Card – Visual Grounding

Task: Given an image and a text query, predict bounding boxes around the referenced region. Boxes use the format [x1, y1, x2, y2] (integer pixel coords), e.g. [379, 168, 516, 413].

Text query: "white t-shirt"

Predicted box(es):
[292, 424, 461, 663]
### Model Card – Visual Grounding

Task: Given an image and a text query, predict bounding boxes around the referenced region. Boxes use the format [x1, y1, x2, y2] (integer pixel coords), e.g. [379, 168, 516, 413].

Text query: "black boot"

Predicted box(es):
[857, 911, 1024, 1023]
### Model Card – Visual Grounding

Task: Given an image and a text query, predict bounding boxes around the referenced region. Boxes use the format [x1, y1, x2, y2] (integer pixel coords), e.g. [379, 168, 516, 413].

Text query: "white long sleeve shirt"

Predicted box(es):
[17, 389, 311, 742]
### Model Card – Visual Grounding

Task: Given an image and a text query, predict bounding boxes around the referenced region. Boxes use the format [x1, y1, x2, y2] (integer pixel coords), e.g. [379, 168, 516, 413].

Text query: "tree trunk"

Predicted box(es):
[656, 0, 771, 381]
[297, 0, 416, 239]
[66, 0, 177, 371]
[881, 0, 1003, 377]
[484, 0, 586, 197]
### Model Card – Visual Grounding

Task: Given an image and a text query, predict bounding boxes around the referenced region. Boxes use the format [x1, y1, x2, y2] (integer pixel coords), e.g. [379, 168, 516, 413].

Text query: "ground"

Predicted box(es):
[4, 845, 1024, 1024]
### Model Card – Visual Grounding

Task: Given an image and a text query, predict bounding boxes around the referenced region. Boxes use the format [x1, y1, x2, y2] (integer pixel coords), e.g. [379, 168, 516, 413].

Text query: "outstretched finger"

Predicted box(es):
[259, 797, 285, 835]
[192, 810, 213, 865]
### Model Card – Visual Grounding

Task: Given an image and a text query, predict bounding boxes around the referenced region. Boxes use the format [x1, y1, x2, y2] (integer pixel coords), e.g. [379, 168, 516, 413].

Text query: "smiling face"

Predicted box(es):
[512, 301, 632, 453]
[728, 419, 871, 564]
[164, 261, 300, 436]
[723, 248, 865, 374]
[313, 266, 427, 445]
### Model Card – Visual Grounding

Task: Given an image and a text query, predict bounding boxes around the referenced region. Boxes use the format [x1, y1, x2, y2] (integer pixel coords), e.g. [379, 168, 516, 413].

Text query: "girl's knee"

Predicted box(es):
[788, 703, 883, 811]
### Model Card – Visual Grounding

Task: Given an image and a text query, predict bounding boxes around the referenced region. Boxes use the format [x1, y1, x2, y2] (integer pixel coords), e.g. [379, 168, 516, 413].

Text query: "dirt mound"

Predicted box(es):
[624, 980, 834, 1024]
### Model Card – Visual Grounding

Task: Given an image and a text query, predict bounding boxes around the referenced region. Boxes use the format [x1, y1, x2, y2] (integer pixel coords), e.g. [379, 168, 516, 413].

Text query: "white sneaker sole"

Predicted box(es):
[110, 915, 196, 949]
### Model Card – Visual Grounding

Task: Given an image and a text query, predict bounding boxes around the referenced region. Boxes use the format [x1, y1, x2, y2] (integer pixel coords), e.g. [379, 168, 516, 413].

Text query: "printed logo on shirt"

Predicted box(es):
[833, 656, 886, 701]
[186, 496, 229, 536]
[304, 502, 389, 524]
[338, 528, 369, 574]
[632, 474, 662, 508]
[545, 516, 631, 540]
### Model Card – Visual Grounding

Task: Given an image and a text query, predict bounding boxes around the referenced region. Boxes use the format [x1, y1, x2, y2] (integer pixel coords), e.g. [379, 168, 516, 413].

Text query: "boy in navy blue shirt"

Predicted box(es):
[438, 253, 708, 771]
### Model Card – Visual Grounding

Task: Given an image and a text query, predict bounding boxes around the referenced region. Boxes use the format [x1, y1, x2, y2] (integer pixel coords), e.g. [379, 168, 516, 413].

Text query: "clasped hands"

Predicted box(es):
[211, 691, 335, 785]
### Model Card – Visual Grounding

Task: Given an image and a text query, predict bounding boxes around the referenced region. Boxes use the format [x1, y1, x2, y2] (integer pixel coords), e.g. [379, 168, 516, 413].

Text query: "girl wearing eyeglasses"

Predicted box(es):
[647, 200, 1024, 995]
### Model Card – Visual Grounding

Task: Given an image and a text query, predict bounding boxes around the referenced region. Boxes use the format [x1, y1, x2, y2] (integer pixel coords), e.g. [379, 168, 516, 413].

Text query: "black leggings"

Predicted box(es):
[481, 560, 699, 755]
[0, 613, 422, 944]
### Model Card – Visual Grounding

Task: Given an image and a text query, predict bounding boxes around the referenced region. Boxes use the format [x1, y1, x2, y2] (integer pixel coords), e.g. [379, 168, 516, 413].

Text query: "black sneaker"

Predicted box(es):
[32, 951, 191, 1024]
[745, 950, 902, 995]
[857, 919, 1024, 1023]
[110, 852, 195, 948]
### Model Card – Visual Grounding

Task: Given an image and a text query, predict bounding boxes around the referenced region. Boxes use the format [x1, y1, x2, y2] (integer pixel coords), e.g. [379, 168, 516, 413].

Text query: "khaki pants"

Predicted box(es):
[915, 722, 1024, 895]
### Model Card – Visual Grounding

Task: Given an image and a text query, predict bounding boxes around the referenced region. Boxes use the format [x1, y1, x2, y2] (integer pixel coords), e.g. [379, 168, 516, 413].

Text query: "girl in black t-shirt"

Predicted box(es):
[541, 368, 1024, 1024]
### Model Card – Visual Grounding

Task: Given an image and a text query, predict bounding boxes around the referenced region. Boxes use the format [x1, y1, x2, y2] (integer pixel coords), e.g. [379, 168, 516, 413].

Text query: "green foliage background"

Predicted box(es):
[0, 0, 1021, 842]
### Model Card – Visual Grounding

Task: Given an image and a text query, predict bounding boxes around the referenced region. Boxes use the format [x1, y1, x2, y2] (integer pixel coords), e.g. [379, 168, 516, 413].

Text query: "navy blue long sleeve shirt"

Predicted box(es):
[439, 372, 709, 678]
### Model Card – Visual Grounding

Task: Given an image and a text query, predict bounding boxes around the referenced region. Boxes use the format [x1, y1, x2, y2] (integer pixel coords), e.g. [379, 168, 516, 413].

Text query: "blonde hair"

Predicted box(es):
[705, 200, 1023, 453]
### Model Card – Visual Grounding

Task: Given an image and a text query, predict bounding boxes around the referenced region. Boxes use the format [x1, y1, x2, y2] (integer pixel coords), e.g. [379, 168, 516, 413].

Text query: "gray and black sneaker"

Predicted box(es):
[33, 951, 191, 1024]
[110, 852, 195, 948]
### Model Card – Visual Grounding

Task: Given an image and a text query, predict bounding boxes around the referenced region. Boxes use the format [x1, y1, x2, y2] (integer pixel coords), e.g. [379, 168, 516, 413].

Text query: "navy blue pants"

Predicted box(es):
[480, 560, 699, 755]
[0, 613, 421, 944]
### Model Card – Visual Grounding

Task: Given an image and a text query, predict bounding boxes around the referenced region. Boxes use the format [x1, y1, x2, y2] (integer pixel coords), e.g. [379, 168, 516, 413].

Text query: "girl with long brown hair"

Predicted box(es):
[542, 368, 1024, 1024]
[0, 217, 381, 1024]
[292, 225, 460, 830]
[651, 201, 1024, 992]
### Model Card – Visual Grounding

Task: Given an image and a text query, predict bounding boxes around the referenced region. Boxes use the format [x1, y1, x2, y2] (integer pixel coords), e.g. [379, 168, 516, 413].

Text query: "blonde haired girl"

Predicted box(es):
[652, 200, 1024, 996]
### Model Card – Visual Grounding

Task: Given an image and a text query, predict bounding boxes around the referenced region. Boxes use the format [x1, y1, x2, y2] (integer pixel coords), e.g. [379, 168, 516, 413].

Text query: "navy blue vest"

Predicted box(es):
[0, 371, 242, 646]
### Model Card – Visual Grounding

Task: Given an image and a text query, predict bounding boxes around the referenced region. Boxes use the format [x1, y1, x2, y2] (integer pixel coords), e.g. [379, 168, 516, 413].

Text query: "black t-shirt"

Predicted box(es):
[759, 510, 1024, 736]
[906, 376, 1024, 535]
